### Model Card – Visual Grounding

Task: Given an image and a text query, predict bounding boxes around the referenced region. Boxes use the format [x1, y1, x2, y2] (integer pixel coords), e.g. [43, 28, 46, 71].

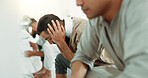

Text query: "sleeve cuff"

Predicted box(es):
[70, 52, 95, 69]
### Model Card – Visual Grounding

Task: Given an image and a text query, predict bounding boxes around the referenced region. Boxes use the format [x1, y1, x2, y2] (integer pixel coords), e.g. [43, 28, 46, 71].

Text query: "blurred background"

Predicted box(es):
[19, 0, 87, 20]
[0, 0, 86, 78]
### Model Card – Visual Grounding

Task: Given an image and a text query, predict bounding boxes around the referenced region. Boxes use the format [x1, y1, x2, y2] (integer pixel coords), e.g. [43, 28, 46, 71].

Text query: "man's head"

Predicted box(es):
[30, 18, 37, 32]
[76, 0, 111, 19]
[37, 14, 65, 44]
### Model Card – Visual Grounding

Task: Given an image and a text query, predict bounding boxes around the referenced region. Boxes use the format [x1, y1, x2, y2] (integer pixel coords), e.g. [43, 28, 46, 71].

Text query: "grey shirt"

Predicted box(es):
[71, 0, 148, 77]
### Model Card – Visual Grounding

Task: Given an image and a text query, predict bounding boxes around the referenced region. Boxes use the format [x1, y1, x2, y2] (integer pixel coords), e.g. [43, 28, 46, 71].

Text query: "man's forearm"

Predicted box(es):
[70, 61, 88, 78]
[32, 51, 44, 57]
[57, 41, 74, 61]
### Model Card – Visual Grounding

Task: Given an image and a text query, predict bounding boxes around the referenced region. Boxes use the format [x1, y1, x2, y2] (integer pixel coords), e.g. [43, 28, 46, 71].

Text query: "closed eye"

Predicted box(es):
[45, 37, 49, 40]
[45, 37, 52, 40]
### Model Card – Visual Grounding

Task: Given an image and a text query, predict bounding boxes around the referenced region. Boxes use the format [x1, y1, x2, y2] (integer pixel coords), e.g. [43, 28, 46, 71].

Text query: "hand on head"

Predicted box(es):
[47, 20, 66, 45]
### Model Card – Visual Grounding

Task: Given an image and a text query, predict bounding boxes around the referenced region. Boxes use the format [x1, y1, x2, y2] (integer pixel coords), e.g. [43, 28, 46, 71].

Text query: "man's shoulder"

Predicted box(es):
[123, 0, 148, 26]
[72, 17, 87, 26]
[72, 17, 87, 31]
[124, 0, 148, 14]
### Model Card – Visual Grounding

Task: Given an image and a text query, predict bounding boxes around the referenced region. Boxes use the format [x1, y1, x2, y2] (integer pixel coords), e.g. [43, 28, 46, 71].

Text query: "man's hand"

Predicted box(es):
[47, 20, 74, 61]
[47, 20, 66, 45]
[26, 50, 34, 57]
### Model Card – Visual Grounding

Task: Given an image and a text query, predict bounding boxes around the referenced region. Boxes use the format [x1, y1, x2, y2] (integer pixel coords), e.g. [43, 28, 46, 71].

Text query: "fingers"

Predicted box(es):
[47, 20, 65, 41]
[56, 20, 61, 31]
[47, 28, 53, 38]
[51, 20, 58, 31]
[61, 25, 65, 33]
[48, 20, 61, 33]
[47, 23, 55, 34]
[47, 20, 64, 34]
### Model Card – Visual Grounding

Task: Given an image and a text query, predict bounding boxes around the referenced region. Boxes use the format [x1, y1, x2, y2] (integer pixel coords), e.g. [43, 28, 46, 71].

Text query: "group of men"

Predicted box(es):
[21, 0, 148, 78]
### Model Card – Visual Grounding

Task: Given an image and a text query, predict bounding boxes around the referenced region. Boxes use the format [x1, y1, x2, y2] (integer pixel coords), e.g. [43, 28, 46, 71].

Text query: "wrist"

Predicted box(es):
[57, 40, 66, 46]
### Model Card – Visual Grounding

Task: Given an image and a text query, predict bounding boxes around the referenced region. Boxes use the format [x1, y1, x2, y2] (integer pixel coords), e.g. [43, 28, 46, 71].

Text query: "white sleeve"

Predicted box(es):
[43, 43, 60, 70]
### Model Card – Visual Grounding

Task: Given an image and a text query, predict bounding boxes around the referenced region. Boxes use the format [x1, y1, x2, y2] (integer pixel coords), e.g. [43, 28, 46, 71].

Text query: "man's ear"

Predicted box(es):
[59, 20, 65, 28]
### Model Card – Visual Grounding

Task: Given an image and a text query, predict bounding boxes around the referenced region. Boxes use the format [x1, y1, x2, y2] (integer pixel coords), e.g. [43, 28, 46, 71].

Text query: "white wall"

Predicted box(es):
[0, 0, 22, 78]
[68, 0, 87, 19]
[0, 1, 86, 78]
[19, 0, 87, 21]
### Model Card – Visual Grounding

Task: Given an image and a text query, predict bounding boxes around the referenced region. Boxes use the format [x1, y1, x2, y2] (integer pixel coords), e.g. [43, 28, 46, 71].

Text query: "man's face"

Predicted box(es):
[76, 0, 110, 19]
[40, 31, 54, 44]
[38, 20, 64, 45]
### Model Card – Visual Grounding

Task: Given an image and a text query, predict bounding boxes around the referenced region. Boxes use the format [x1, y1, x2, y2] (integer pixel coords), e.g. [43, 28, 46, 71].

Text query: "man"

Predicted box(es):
[25, 17, 44, 58]
[36, 14, 71, 78]
[20, 16, 51, 78]
[19, 16, 42, 78]
[37, 14, 88, 78]
[54, 17, 88, 78]
[25, 17, 56, 78]
[69, 0, 148, 78]
[26, 18, 44, 58]
[43, 14, 114, 78]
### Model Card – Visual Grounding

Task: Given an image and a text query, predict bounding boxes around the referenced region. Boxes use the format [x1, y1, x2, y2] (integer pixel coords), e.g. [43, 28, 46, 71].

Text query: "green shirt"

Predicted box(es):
[71, 0, 148, 77]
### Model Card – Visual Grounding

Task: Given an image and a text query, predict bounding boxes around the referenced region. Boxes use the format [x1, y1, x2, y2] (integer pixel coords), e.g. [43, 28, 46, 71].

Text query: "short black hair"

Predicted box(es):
[37, 14, 62, 35]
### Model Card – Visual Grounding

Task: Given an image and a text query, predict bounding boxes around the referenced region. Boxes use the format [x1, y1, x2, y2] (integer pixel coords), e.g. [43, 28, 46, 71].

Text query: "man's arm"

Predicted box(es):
[57, 41, 74, 61]
[70, 18, 100, 78]
[70, 61, 88, 78]
[26, 51, 44, 57]
[47, 20, 74, 61]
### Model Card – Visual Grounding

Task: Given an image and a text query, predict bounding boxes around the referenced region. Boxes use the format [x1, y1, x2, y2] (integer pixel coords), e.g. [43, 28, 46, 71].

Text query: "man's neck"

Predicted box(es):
[102, 0, 123, 23]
